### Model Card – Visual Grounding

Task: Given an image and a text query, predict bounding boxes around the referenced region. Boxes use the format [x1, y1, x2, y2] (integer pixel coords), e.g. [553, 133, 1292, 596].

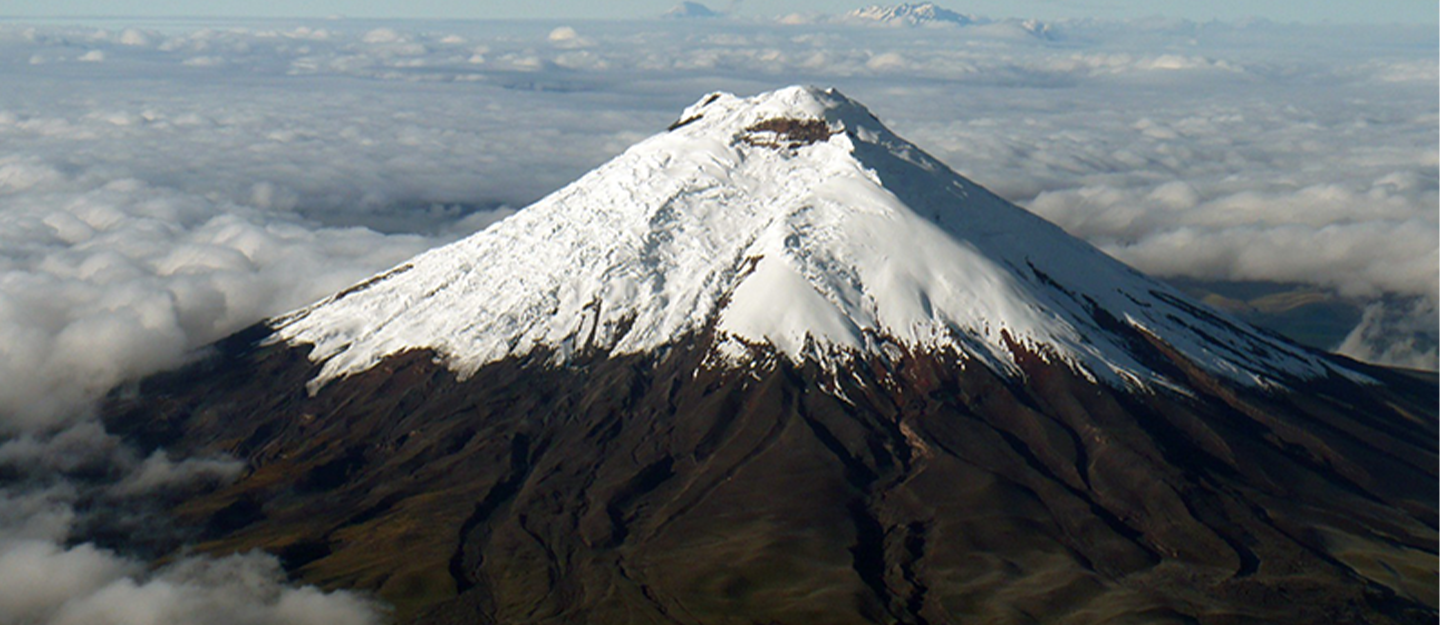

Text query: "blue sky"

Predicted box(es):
[2, 0, 1435, 24]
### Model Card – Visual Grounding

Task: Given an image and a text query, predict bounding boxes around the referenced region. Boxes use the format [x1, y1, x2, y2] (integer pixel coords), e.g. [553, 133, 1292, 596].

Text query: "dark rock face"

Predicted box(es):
[738, 118, 839, 149]
[105, 326, 1438, 624]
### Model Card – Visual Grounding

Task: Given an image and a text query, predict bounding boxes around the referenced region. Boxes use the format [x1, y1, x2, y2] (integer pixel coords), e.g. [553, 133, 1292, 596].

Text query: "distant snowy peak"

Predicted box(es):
[273, 86, 1364, 392]
[839, 4, 1056, 39]
[661, 2, 721, 19]
[1017, 18, 1056, 39]
[844, 3, 977, 26]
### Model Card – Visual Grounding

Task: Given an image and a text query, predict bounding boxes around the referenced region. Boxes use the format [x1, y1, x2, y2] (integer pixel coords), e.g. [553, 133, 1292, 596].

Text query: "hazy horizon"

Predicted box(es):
[2, 0, 1435, 25]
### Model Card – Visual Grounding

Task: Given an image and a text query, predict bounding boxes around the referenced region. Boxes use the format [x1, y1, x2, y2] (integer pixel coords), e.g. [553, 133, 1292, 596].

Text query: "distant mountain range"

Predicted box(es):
[662, 2, 1056, 39]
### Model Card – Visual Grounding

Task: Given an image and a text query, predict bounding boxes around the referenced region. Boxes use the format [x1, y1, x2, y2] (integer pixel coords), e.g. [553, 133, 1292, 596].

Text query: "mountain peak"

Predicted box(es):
[845, 3, 977, 26]
[661, 1, 721, 19]
[272, 86, 1363, 392]
[669, 86, 867, 136]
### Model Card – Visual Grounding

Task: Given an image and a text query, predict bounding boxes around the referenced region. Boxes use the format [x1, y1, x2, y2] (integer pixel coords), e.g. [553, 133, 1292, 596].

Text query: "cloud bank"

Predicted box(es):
[0, 542, 385, 625]
[0, 421, 387, 624]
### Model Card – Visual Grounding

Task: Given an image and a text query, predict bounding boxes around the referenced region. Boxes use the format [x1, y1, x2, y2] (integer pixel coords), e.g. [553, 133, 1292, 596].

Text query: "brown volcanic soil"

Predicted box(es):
[105, 325, 1438, 624]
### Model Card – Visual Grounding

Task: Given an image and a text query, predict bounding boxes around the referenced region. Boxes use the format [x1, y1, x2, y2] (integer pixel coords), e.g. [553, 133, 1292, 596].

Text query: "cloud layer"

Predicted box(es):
[0, 420, 387, 624]
[0, 542, 385, 625]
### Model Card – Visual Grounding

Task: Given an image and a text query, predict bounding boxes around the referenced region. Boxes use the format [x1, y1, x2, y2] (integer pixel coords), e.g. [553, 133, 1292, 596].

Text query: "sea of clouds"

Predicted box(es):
[0, 13, 1435, 623]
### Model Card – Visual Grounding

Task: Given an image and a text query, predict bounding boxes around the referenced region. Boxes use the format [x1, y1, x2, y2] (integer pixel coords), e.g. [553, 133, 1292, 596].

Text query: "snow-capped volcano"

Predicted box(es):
[273, 86, 1355, 391]
[843, 3, 977, 26]
[104, 86, 1437, 625]
[661, 1, 720, 19]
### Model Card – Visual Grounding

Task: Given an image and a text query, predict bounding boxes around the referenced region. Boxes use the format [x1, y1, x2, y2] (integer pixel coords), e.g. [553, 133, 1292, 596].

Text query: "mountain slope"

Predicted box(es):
[107, 331, 1438, 624]
[103, 87, 1438, 624]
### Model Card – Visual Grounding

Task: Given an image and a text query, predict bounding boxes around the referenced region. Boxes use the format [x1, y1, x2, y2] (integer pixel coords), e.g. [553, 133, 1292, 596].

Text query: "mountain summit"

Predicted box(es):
[844, 3, 977, 26]
[275, 86, 1352, 392]
[107, 87, 1436, 624]
[661, 2, 720, 19]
